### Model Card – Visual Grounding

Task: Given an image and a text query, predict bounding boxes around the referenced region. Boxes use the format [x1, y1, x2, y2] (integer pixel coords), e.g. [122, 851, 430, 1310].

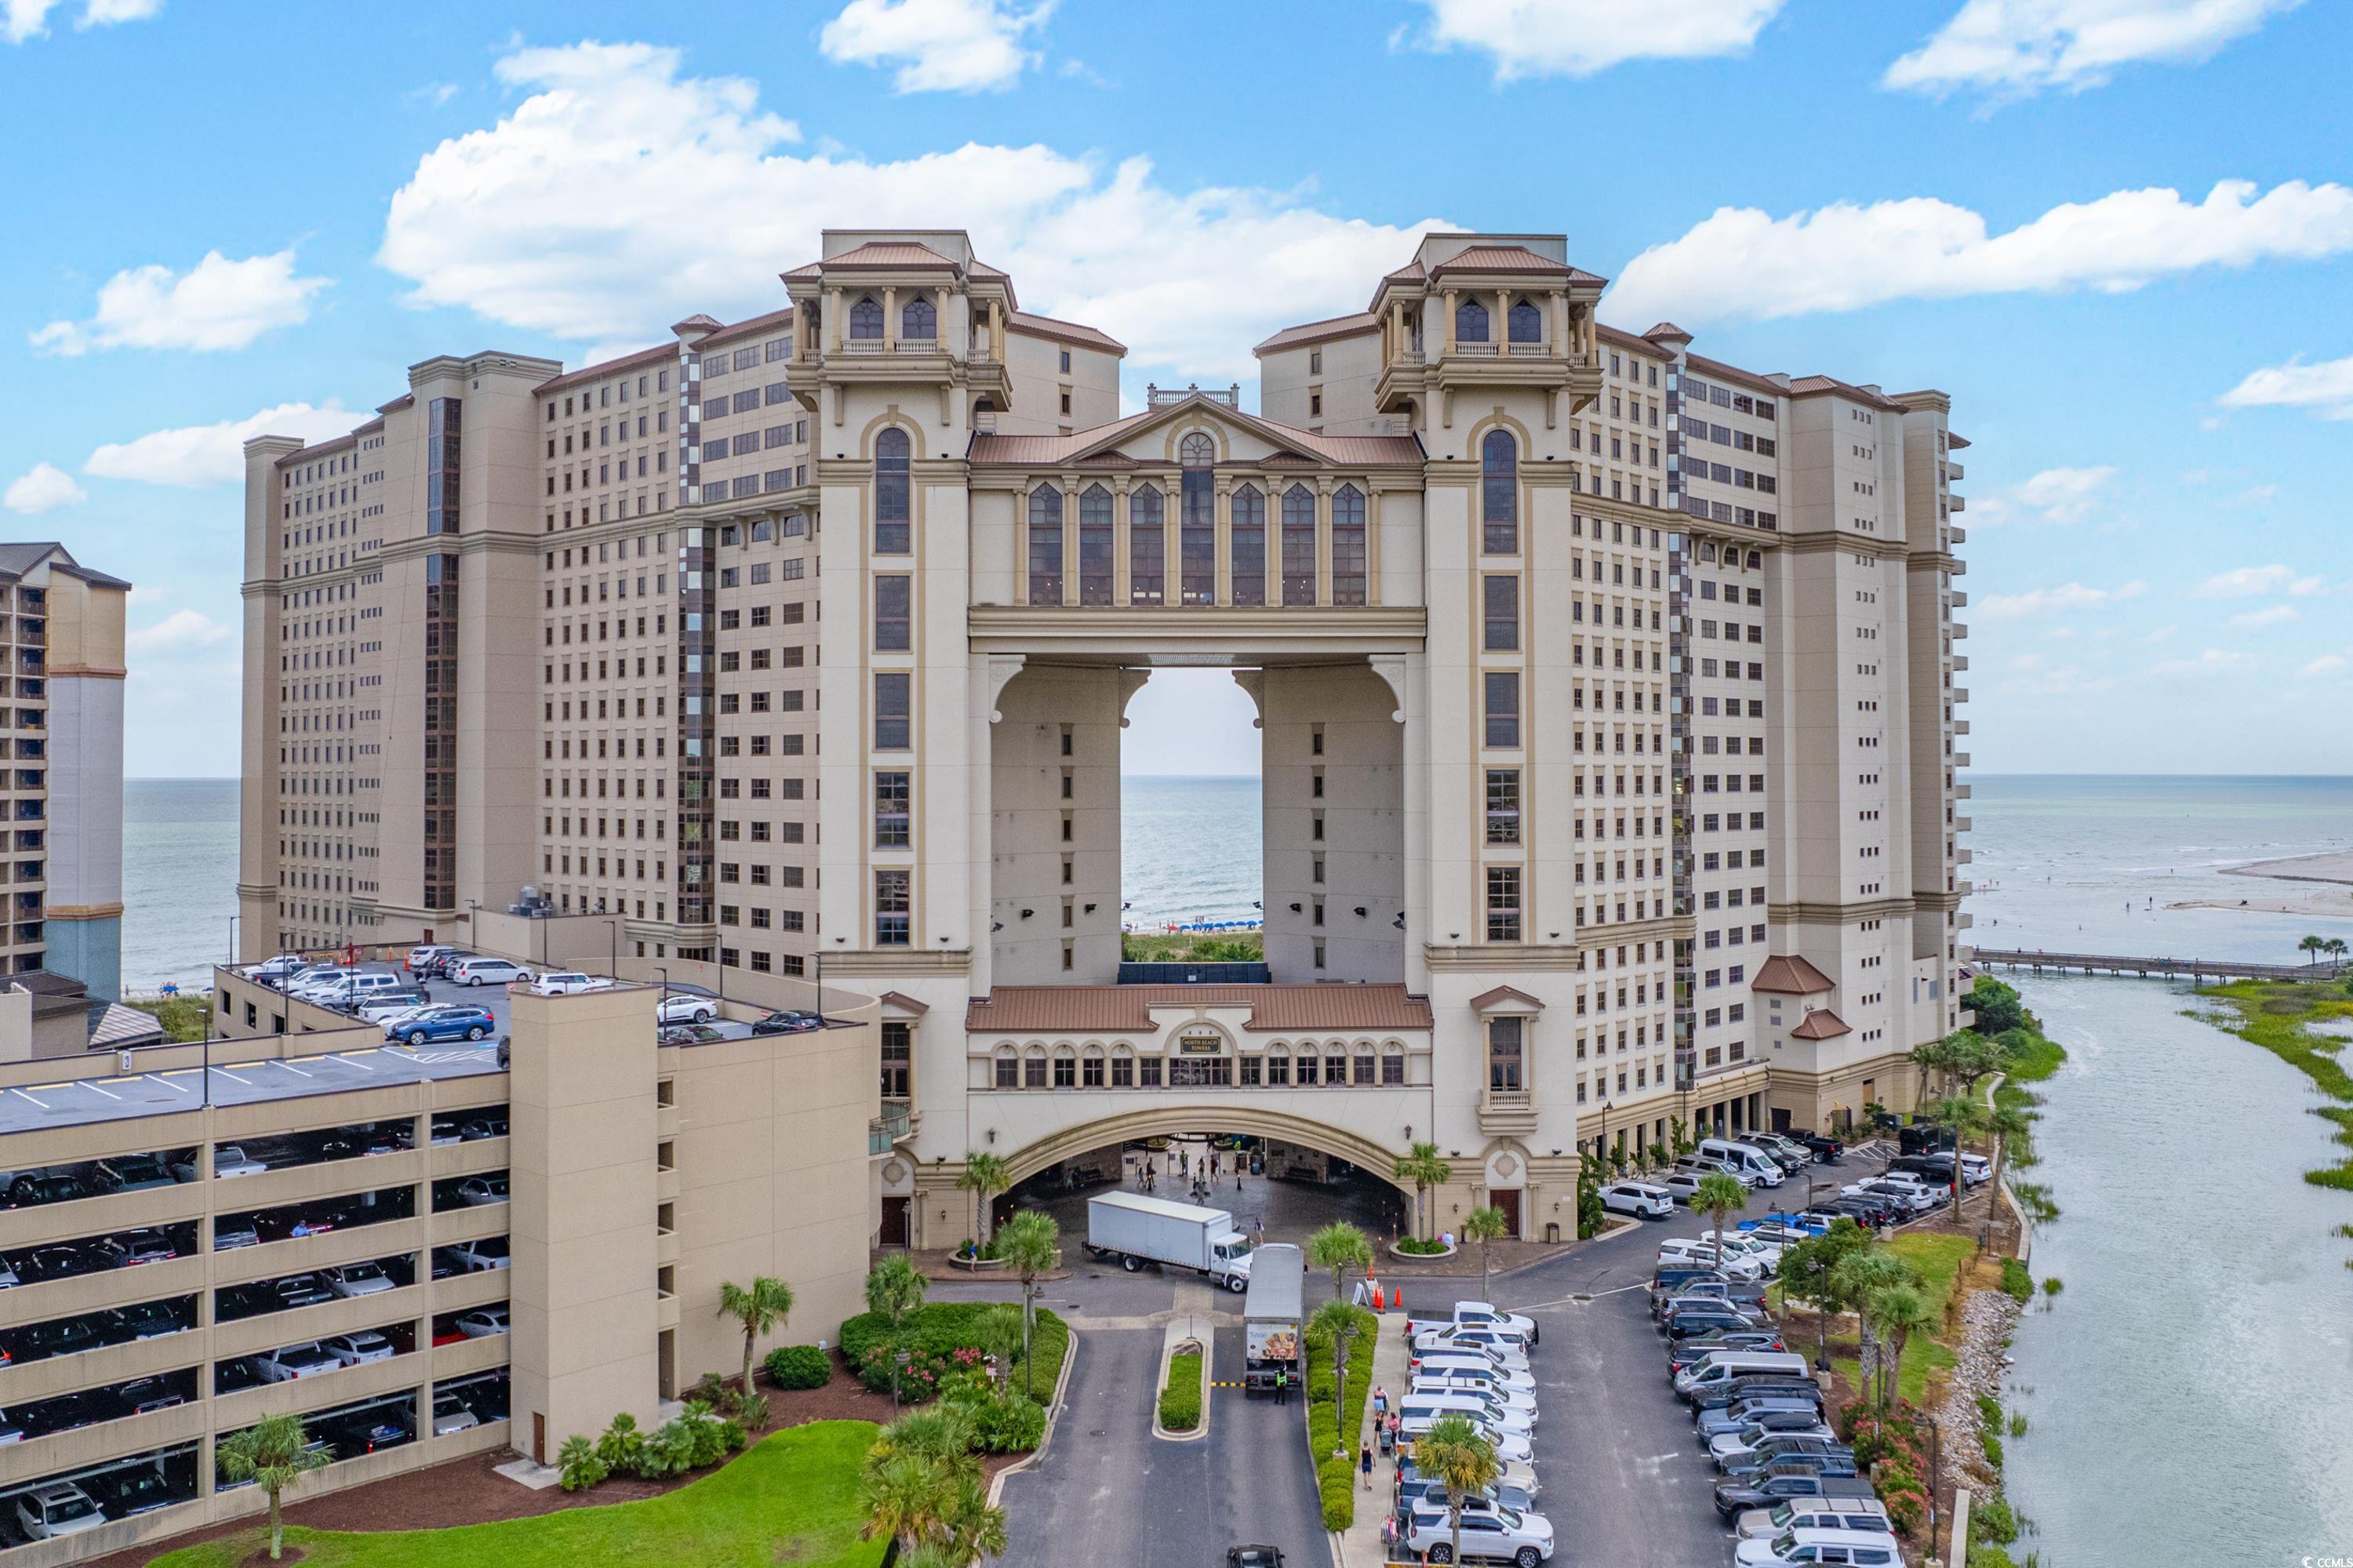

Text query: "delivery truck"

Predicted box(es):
[1084, 1191, 1255, 1288]
[1241, 1242, 1304, 1395]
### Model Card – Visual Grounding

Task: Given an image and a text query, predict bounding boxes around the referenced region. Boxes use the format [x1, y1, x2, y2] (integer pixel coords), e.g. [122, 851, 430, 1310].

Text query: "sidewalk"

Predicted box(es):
[1331, 1301, 1413, 1568]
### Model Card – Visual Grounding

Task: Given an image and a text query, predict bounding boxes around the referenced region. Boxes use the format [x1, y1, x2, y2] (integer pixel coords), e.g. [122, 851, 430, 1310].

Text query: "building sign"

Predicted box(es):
[1177, 1031, 1224, 1056]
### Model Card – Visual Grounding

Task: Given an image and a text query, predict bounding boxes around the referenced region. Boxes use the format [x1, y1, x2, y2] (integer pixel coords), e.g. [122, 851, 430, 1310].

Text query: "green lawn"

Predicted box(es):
[1832, 1232, 1975, 1406]
[146, 1421, 885, 1568]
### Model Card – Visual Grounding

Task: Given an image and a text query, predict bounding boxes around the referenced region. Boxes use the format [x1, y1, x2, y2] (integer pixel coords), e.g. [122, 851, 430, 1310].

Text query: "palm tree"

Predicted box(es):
[956, 1152, 1011, 1253]
[1415, 1411, 1501, 1567]
[866, 1254, 928, 1406]
[1926, 1094, 1988, 1223]
[1775, 1218, 1869, 1370]
[1693, 1173, 1747, 1271]
[995, 1210, 1060, 1398]
[976, 1301, 1025, 1392]
[867, 1407, 980, 1481]
[1829, 1250, 1910, 1402]
[860, 1450, 949, 1568]
[1392, 1142, 1452, 1241]
[717, 1275, 795, 1399]
[1307, 1221, 1373, 1303]
[939, 1473, 1009, 1566]
[1308, 1298, 1362, 1457]
[1866, 1282, 1938, 1410]
[1977, 1103, 2034, 1246]
[2300, 933, 2326, 966]
[1461, 1205, 1507, 1301]
[216, 1413, 328, 1561]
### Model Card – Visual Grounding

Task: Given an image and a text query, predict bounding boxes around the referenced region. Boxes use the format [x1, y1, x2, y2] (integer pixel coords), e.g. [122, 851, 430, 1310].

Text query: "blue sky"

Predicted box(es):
[5, 0, 2350, 778]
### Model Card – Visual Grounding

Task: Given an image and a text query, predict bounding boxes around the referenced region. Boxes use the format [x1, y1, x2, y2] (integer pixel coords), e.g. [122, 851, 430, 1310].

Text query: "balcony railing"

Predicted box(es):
[869, 1103, 911, 1155]
[1146, 383, 1240, 409]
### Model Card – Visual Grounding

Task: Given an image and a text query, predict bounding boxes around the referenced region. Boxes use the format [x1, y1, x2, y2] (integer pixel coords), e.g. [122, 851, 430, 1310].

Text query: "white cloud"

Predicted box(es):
[2192, 563, 2321, 598]
[2227, 603, 2299, 628]
[125, 608, 231, 657]
[820, 0, 1053, 93]
[1404, 0, 1786, 80]
[2151, 648, 2254, 677]
[2146, 623, 2179, 642]
[1886, 0, 2302, 96]
[2014, 465, 2116, 522]
[2218, 352, 2353, 420]
[32, 249, 329, 355]
[2302, 653, 2349, 678]
[1606, 179, 2353, 326]
[378, 42, 1448, 380]
[4, 0, 158, 44]
[1976, 578, 2144, 620]
[2, 462, 85, 515]
[83, 402, 364, 488]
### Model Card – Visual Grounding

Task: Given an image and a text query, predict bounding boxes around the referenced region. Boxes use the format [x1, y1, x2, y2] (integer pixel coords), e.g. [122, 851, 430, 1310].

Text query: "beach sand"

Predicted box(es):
[2221, 849, 2353, 886]
[2166, 891, 2353, 919]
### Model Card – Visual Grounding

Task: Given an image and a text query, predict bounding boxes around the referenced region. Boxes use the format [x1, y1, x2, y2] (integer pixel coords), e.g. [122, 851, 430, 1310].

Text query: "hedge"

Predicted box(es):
[1159, 1348, 1202, 1432]
[1303, 1305, 1379, 1531]
[763, 1344, 832, 1392]
[838, 1301, 1069, 1406]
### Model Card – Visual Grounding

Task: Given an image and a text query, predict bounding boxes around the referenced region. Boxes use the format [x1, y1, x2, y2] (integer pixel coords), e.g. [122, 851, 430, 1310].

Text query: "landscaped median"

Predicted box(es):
[145, 1421, 886, 1568]
[1158, 1344, 1204, 1434]
[1304, 1304, 1378, 1530]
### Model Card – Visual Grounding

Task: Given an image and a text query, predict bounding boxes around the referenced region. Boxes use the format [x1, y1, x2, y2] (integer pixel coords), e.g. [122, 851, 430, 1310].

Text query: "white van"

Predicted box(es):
[1675, 1350, 1810, 1397]
[1698, 1137, 1786, 1187]
[296, 971, 406, 1006]
[1735, 1497, 1892, 1542]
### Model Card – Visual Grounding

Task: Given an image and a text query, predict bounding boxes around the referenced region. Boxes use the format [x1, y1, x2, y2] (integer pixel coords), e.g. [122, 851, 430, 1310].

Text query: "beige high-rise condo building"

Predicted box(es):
[233, 228, 1969, 1243]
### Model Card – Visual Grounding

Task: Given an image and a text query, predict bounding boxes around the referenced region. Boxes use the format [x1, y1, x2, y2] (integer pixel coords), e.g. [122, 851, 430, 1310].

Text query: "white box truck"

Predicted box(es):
[1085, 1192, 1254, 1288]
[1241, 1242, 1304, 1395]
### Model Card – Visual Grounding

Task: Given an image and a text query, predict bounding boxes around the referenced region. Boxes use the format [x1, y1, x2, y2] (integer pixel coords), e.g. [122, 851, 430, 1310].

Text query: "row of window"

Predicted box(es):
[1022, 477, 1369, 608]
[989, 1046, 1410, 1090]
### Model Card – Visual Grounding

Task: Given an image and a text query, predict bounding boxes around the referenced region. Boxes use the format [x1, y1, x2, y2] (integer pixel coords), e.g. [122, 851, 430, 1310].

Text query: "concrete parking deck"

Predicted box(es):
[0, 1043, 503, 1136]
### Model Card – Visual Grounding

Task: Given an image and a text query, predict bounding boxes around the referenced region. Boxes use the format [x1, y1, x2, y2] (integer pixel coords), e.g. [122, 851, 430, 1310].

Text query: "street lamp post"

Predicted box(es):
[892, 1349, 911, 1419]
[1922, 1412, 1943, 1555]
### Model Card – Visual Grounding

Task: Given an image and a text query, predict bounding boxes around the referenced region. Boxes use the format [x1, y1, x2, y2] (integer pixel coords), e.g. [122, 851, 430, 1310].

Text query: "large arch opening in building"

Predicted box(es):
[1118, 667, 1264, 963]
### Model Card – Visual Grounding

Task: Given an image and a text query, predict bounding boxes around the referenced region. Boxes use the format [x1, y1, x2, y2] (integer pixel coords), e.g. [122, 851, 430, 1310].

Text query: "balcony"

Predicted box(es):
[1947, 494, 1966, 513]
[1950, 590, 1968, 609]
[869, 1103, 911, 1155]
[1146, 384, 1239, 409]
[1477, 1090, 1539, 1139]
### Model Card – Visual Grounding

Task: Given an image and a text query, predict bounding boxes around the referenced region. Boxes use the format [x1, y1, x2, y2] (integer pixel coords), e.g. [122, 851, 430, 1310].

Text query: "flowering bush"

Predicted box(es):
[1881, 1486, 1927, 1536]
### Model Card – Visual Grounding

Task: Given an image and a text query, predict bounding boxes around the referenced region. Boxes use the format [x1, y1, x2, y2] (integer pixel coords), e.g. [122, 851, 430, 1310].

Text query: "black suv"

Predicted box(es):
[1714, 1465, 1875, 1521]
[5, 1171, 89, 1208]
[5, 1316, 99, 1363]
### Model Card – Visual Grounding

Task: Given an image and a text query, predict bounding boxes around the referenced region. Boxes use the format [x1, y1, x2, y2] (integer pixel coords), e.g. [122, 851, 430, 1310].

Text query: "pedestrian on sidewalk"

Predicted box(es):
[1373, 1384, 1389, 1417]
[1361, 1442, 1374, 1490]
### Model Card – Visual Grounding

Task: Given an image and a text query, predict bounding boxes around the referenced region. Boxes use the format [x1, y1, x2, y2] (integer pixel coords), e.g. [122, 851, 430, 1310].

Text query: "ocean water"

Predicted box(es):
[123, 778, 239, 991]
[1118, 775, 1263, 930]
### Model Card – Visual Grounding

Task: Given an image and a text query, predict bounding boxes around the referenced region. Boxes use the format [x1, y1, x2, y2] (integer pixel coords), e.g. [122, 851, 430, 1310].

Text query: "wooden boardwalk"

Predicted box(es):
[1970, 948, 2347, 984]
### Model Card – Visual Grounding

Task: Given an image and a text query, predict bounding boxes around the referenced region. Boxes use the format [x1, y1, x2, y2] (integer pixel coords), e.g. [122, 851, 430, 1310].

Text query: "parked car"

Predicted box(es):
[1667, 1330, 1789, 1373]
[89, 1154, 182, 1193]
[324, 1261, 398, 1297]
[296, 971, 409, 1007]
[111, 1376, 188, 1416]
[390, 1006, 496, 1046]
[1411, 1322, 1530, 1359]
[212, 1217, 260, 1250]
[323, 1330, 398, 1366]
[1657, 1239, 1766, 1281]
[460, 1112, 509, 1141]
[101, 1300, 188, 1343]
[15, 1483, 109, 1541]
[1689, 1378, 1826, 1417]
[1733, 1497, 1893, 1543]
[1698, 1399, 1841, 1443]
[658, 1023, 727, 1046]
[1600, 1181, 1674, 1219]
[355, 992, 434, 1024]
[248, 954, 311, 983]
[1399, 1503, 1553, 1566]
[450, 958, 533, 988]
[256, 1341, 345, 1381]
[1413, 1351, 1535, 1395]
[1717, 1438, 1858, 1477]
[6, 1316, 98, 1362]
[1409, 1301, 1539, 1348]
[1795, 1133, 1845, 1162]
[457, 1175, 509, 1206]
[419, 1390, 481, 1436]
[654, 991, 718, 1025]
[751, 1009, 822, 1035]
[89, 1464, 177, 1519]
[1658, 1171, 1709, 1206]
[456, 1307, 511, 1338]
[424, 951, 482, 979]
[174, 1144, 266, 1181]
[318, 1408, 411, 1459]
[1708, 1413, 1840, 1459]
[448, 1236, 510, 1271]
[275, 1274, 337, 1309]
[1714, 1468, 1878, 1523]
[13, 1243, 99, 1283]
[5, 1170, 89, 1208]
[1732, 1526, 1903, 1566]
[407, 944, 457, 972]
[1398, 1456, 1541, 1504]
[213, 1356, 270, 1394]
[528, 972, 613, 996]
[97, 1228, 180, 1268]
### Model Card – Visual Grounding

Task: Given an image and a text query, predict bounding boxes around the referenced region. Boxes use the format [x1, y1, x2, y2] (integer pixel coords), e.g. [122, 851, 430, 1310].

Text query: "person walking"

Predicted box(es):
[1275, 1366, 1287, 1406]
[1373, 1384, 1389, 1417]
[1361, 1442, 1374, 1490]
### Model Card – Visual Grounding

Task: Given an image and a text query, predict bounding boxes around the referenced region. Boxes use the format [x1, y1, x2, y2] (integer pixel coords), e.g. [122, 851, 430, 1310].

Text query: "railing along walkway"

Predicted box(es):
[1971, 948, 2347, 983]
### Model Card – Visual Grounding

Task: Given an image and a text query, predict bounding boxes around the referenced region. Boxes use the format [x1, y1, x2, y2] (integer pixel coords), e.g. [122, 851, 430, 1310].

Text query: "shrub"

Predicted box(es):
[1159, 1349, 1203, 1432]
[1301, 1305, 1377, 1530]
[555, 1435, 606, 1493]
[1880, 1486, 1926, 1537]
[961, 1392, 1046, 1452]
[594, 1412, 645, 1477]
[1395, 1237, 1447, 1255]
[1317, 1456, 1355, 1530]
[1998, 1257, 2033, 1301]
[764, 1344, 832, 1391]
[689, 1372, 744, 1416]
[1980, 1432, 2005, 1469]
[1973, 1495, 2020, 1546]
[734, 1391, 769, 1433]
[1975, 1392, 2002, 1429]
[839, 1302, 1066, 1399]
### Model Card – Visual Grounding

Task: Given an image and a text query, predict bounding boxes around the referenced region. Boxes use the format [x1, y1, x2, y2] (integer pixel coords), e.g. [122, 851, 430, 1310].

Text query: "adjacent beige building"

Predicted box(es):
[227, 227, 1968, 1244]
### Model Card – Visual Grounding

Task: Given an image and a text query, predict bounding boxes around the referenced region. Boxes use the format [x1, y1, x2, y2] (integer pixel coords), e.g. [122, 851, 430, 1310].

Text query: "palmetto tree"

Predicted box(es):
[1693, 1173, 1747, 1271]
[1461, 1206, 1507, 1301]
[1415, 1411, 1502, 1568]
[2300, 933, 2327, 966]
[1307, 1221, 1373, 1304]
[1926, 1094, 1988, 1223]
[1978, 1103, 2034, 1246]
[1775, 1218, 1869, 1370]
[1393, 1142, 1453, 1241]
[718, 1275, 794, 1400]
[995, 1210, 1060, 1398]
[1866, 1282, 1938, 1410]
[976, 1301, 1025, 1392]
[1830, 1249, 1911, 1403]
[956, 1152, 1011, 1250]
[1308, 1297, 1363, 1457]
[216, 1413, 328, 1561]
[861, 1450, 951, 1568]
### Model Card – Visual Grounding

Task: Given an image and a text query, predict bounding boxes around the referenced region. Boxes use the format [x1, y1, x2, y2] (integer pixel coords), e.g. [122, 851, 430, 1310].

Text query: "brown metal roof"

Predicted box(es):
[824, 241, 960, 271]
[1006, 310, 1126, 354]
[1683, 352, 1787, 398]
[1751, 955, 1836, 995]
[1788, 1008, 1852, 1041]
[1947, 431, 1970, 450]
[697, 305, 798, 352]
[965, 984, 1434, 1035]
[878, 990, 930, 1015]
[1254, 312, 1378, 354]
[1784, 374, 1906, 413]
[1430, 246, 1606, 287]
[1467, 984, 1545, 1012]
[1643, 322, 1693, 343]
[534, 341, 676, 395]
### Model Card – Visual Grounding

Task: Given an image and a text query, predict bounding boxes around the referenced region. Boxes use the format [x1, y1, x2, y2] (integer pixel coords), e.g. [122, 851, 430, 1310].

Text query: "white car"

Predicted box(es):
[1401, 1501, 1554, 1566]
[451, 958, 533, 987]
[1411, 1352, 1535, 1395]
[422, 1391, 480, 1436]
[449, 1236, 511, 1271]
[256, 1341, 344, 1381]
[1599, 1181, 1674, 1219]
[1709, 1422, 1838, 1462]
[1409, 1374, 1537, 1426]
[15, 1483, 109, 1541]
[1733, 1526, 1904, 1566]
[1657, 1239, 1766, 1279]
[656, 991, 718, 1025]
[457, 1175, 509, 1206]
[1699, 1230, 1784, 1268]
[528, 972, 614, 996]
[1409, 1301, 1537, 1348]
[322, 1331, 397, 1366]
[456, 1307, 510, 1338]
[1411, 1323, 1530, 1364]
[173, 1144, 267, 1181]
[355, 993, 434, 1024]
[323, 1261, 398, 1297]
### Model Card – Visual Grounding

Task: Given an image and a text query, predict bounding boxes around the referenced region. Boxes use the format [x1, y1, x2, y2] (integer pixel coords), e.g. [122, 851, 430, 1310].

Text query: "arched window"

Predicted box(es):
[1023, 1046, 1047, 1089]
[875, 427, 911, 555]
[1081, 1043, 1105, 1088]
[1381, 1047, 1406, 1086]
[1129, 484, 1165, 606]
[1078, 484, 1115, 606]
[1266, 1047, 1291, 1086]
[1456, 297, 1489, 344]
[994, 1046, 1017, 1089]
[1027, 486, 1064, 606]
[1332, 484, 1366, 606]
[849, 296, 884, 340]
[1230, 485, 1265, 606]
[901, 293, 936, 340]
[1052, 1046, 1076, 1089]
[1481, 429, 1518, 554]
[1507, 297, 1543, 344]
[1180, 433, 1216, 606]
[1111, 1043, 1136, 1087]
[1281, 484, 1318, 606]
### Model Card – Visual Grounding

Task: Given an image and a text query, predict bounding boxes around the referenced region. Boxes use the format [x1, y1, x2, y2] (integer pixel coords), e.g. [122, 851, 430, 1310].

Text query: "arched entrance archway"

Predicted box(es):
[996, 1103, 1415, 1201]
